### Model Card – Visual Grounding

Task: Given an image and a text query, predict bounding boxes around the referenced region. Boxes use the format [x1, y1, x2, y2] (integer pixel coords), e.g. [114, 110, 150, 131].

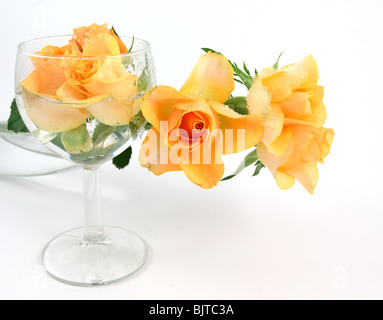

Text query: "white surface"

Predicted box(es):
[1, 0, 383, 300]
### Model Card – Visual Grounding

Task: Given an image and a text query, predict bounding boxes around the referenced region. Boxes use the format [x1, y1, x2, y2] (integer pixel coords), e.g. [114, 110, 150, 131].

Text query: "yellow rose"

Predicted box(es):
[21, 23, 138, 131]
[139, 53, 269, 189]
[248, 55, 334, 194]
[21, 42, 88, 132]
[70, 23, 128, 54]
[57, 30, 139, 126]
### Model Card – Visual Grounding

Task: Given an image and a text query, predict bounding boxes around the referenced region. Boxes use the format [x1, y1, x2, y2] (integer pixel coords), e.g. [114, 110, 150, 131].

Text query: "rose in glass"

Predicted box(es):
[20, 23, 140, 133]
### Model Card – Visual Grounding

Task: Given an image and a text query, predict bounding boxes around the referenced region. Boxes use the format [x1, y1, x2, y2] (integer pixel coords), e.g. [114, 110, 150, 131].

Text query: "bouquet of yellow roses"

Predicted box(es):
[137, 50, 334, 194]
[9, 23, 334, 194]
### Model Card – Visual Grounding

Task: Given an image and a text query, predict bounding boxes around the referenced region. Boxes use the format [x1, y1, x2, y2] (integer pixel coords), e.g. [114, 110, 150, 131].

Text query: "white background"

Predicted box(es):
[0, 0, 382, 300]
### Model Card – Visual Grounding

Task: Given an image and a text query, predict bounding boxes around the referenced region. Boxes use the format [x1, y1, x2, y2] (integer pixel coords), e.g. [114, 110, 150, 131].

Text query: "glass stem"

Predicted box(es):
[82, 167, 107, 245]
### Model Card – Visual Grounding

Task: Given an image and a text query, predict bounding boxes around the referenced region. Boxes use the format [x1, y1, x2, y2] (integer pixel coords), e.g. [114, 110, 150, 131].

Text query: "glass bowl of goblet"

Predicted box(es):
[15, 35, 156, 286]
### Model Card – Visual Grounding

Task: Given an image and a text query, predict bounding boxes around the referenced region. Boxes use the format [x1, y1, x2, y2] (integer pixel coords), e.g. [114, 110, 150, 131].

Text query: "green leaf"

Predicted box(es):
[121, 37, 136, 69]
[113, 146, 133, 170]
[231, 64, 254, 90]
[221, 148, 259, 181]
[202, 48, 222, 55]
[243, 62, 251, 76]
[221, 175, 236, 182]
[253, 162, 265, 177]
[145, 122, 153, 130]
[111, 26, 120, 38]
[224, 96, 249, 115]
[138, 64, 150, 92]
[131, 111, 147, 132]
[7, 99, 28, 133]
[61, 125, 93, 154]
[272, 51, 285, 70]
[92, 123, 116, 146]
[51, 134, 66, 150]
[128, 36, 135, 53]
[234, 78, 245, 85]
[128, 122, 140, 140]
[32, 129, 58, 144]
[112, 26, 134, 53]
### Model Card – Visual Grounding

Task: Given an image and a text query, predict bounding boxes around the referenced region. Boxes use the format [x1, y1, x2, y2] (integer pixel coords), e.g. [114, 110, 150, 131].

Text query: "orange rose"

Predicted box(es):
[139, 53, 269, 189]
[21, 23, 138, 131]
[21, 43, 88, 132]
[70, 23, 128, 54]
[248, 55, 334, 194]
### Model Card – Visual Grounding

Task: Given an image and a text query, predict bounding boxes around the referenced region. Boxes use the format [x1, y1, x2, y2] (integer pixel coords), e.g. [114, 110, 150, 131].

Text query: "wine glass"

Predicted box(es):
[15, 35, 156, 286]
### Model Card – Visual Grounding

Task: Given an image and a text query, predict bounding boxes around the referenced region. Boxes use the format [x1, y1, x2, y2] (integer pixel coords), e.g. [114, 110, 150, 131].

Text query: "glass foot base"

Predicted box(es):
[42, 226, 149, 286]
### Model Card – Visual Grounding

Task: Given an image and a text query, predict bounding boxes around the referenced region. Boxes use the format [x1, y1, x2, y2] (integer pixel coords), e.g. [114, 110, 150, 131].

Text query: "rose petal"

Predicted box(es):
[139, 128, 182, 175]
[260, 55, 320, 102]
[287, 161, 319, 194]
[275, 171, 295, 190]
[301, 138, 321, 163]
[247, 77, 272, 121]
[180, 52, 235, 103]
[140, 86, 192, 132]
[56, 81, 109, 108]
[301, 85, 324, 105]
[22, 63, 66, 98]
[262, 103, 284, 146]
[209, 101, 264, 154]
[279, 92, 311, 118]
[179, 135, 225, 189]
[165, 98, 217, 153]
[283, 55, 319, 88]
[81, 58, 139, 100]
[82, 33, 121, 56]
[267, 126, 293, 157]
[22, 88, 88, 133]
[173, 94, 214, 114]
[257, 139, 295, 176]
[260, 69, 293, 102]
[89, 98, 134, 126]
[21, 71, 40, 96]
[56, 82, 90, 102]
[38, 45, 65, 56]
[72, 23, 109, 49]
[288, 125, 315, 162]
[110, 28, 128, 53]
[180, 162, 225, 189]
[82, 74, 139, 100]
[281, 86, 327, 127]
[312, 127, 335, 163]
[170, 96, 215, 131]
[60, 44, 76, 56]
[131, 97, 143, 118]
[284, 118, 313, 126]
